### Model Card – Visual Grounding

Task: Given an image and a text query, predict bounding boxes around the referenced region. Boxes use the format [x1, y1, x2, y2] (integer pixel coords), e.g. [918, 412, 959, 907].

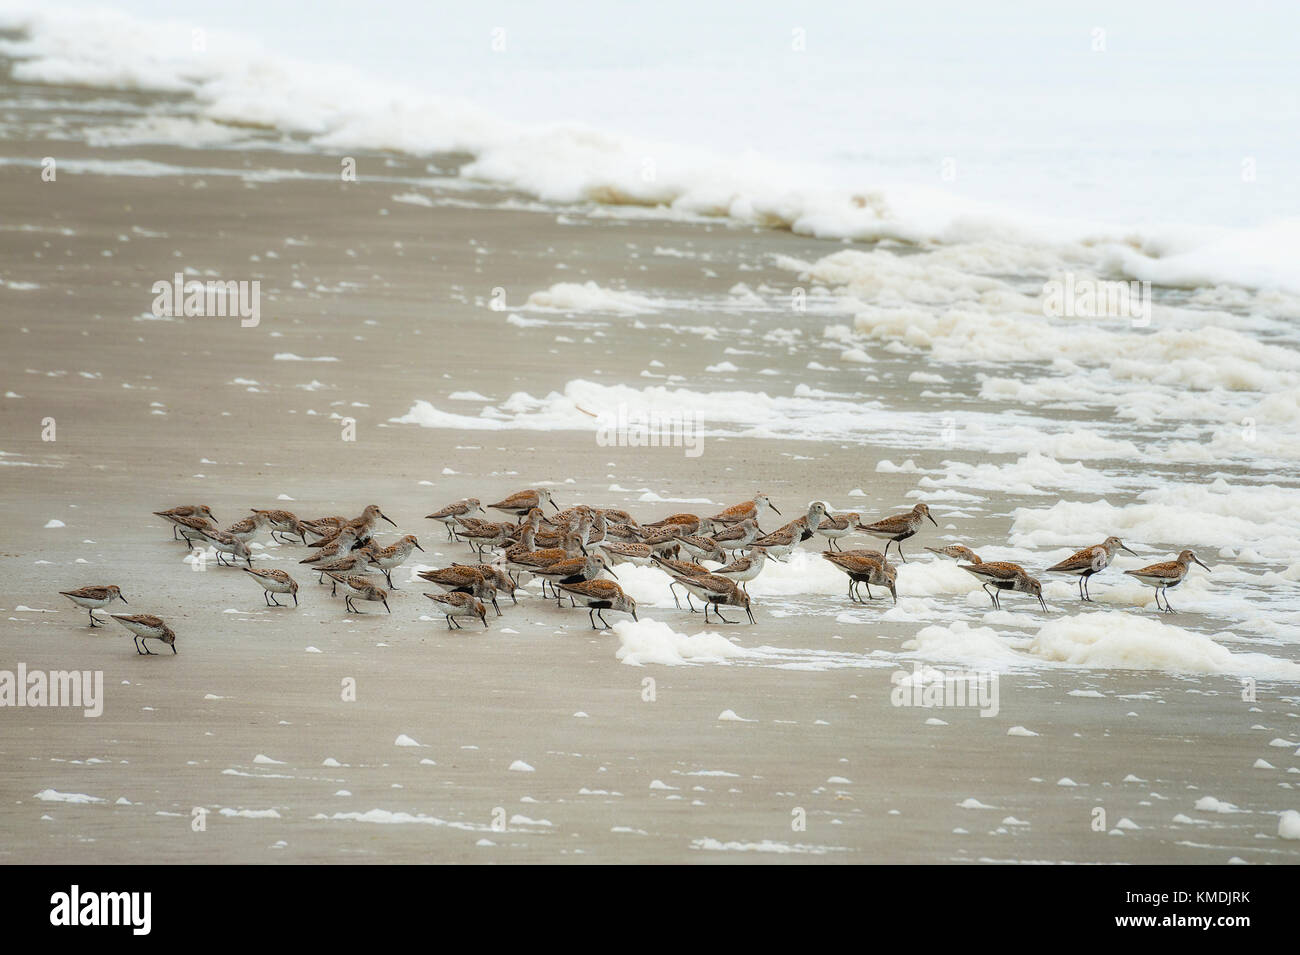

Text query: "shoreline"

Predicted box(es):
[2, 96, 1298, 864]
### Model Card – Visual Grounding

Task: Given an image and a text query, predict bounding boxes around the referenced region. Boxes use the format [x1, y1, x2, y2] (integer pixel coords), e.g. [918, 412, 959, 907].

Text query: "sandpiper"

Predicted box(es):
[243, 568, 299, 607]
[711, 546, 771, 593]
[640, 526, 692, 558]
[453, 517, 513, 557]
[311, 552, 374, 591]
[642, 512, 704, 535]
[154, 505, 216, 539]
[534, 552, 618, 604]
[1046, 536, 1138, 602]
[324, 573, 390, 614]
[649, 554, 712, 610]
[345, 504, 397, 545]
[425, 591, 488, 630]
[604, 521, 643, 543]
[1123, 549, 1210, 613]
[417, 566, 501, 615]
[669, 574, 755, 624]
[926, 545, 982, 563]
[557, 579, 637, 630]
[710, 517, 761, 557]
[110, 613, 177, 655]
[489, 487, 558, 520]
[250, 508, 308, 544]
[365, 534, 424, 588]
[426, 498, 484, 540]
[535, 510, 591, 550]
[710, 493, 780, 526]
[745, 502, 826, 560]
[196, 528, 253, 568]
[58, 585, 127, 627]
[822, 552, 897, 603]
[302, 527, 362, 562]
[173, 514, 218, 546]
[223, 511, 271, 544]
[598, 541, 656, 567]
[816, 511, 859, 551]
[856, 503, 937, 563]
[598, 508, 637, 527]
[507, 532, 586, 592]
[301, 515, 348, 540]
[456, 562, 516, 607]
[673, 523, 728, 564]
[960, 561, 1047, 612]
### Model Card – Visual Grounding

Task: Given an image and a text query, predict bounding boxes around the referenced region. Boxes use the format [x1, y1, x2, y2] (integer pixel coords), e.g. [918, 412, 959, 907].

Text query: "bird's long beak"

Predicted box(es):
[1194, 556, 1210, 571]
[414, 542, 424, 552]
[769, 503, 782, 516]
[381, 512, 397, 527]
[631, 607, 638, 622]
[928, 513, 938, 526]
[1039, 595, 1049, 612]
[1122, 545, 1137, 556]
[550, 500, 560, 511]
[606, 566, 619, 580]
[120, 595, 128, 603]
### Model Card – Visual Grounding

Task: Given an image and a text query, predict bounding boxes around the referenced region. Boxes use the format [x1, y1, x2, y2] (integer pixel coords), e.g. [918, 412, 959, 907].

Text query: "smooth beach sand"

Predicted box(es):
[2, 132, 1298, 864]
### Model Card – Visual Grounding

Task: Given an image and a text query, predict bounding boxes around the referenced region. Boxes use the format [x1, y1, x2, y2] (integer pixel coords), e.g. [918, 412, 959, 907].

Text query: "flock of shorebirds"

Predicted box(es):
[55, 489, 1212, 654]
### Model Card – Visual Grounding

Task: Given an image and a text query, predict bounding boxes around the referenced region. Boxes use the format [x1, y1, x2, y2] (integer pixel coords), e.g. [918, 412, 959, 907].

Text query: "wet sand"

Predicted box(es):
[2, 133, 1297, 864]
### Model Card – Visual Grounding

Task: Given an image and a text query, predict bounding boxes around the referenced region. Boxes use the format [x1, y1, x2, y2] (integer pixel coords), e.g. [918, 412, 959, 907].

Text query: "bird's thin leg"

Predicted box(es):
[714, 606, 736, 624]
[597, 609, 610, 629]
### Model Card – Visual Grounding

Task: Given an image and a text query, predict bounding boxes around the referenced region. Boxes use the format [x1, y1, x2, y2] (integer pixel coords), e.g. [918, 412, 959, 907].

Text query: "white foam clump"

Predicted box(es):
[612, 617, 752, 666]
[34, 789, 104, 803]
[525, 281, 660, 314]
[1030, 611, 1300, 678]
[926, 451, 1126, 497]
[394, 734, 421, 747]
[508, 760, 535, 772]
[5, 6, 1300, 297]
[1011, 482, 1300, 558]
[1279, 810, 1300, 840]
[43, 519, 65, 528]
[904, 622, 1033, 667]
[1194, 796, 1243, 814]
